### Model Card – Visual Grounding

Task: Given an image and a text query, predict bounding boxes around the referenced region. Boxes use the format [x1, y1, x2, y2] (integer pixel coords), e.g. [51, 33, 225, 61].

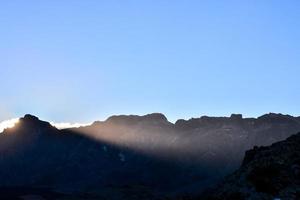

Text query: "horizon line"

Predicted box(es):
[1, 112, 299, 133]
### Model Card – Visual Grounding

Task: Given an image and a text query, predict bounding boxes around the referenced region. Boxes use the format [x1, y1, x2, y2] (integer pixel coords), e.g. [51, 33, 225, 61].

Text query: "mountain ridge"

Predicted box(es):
[1, 113, 300, 199]
[2, 112, 299, 132]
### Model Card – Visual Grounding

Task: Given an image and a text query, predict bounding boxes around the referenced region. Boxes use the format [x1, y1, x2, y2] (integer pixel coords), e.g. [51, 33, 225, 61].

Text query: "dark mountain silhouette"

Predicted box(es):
[200, 132, 300, 200]
[0, 113, 300, 199]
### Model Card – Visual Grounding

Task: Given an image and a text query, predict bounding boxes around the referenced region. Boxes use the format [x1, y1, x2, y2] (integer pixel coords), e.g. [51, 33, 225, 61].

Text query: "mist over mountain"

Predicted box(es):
[0, 113, 300, 199]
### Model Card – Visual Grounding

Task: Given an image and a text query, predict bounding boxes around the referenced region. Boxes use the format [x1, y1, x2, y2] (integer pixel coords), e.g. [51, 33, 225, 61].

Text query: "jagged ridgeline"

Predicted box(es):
[0, 113, 300, 199]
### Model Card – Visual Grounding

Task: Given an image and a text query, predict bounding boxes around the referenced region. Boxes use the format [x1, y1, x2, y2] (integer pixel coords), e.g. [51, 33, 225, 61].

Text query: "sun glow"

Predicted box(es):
[0, 118, 20, 133]
[0, 117, 90, 132]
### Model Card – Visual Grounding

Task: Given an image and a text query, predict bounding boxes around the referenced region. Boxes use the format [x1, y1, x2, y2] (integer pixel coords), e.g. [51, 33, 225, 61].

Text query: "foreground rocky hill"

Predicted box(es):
[0, 113, 299, 199]
[201, 132, 300, 200]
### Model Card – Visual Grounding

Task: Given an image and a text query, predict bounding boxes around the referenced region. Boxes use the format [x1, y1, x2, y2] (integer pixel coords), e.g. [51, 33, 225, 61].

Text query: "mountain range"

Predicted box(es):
[0, 113, 300, 199]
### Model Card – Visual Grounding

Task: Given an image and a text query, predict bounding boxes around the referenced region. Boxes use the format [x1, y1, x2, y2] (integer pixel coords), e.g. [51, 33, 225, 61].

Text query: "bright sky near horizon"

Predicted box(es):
[1, 1, 300, 123]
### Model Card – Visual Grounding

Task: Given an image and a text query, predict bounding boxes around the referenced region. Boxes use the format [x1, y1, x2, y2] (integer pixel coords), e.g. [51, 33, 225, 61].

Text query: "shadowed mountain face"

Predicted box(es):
[201, 132, 300, 200]
[0, 113, 300, 199]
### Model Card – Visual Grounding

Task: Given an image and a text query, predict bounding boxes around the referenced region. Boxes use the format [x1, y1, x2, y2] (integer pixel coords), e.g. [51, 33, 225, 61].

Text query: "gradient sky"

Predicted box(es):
[1, 1, 300, 123]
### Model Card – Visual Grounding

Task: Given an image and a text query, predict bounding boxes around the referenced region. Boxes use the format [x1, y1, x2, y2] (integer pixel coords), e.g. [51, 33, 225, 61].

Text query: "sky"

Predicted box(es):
[0, 0, 300, 123]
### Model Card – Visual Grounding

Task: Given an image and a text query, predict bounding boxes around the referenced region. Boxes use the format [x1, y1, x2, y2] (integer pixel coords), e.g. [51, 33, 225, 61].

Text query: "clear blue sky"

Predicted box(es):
[1, 1, 300, 122]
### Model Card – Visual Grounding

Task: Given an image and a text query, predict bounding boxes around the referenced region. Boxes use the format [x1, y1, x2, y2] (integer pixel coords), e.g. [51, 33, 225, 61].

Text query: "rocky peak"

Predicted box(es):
[175, 115, 244, 130]
[256, 113, 299, 127]
[22, 114, 40, 122]
[13, 114, 56, 133]
[106, 113, 169, 125]
[230, 114, 243, 120]
[142, 113, 168, 122]
[258, 113, 293, 121]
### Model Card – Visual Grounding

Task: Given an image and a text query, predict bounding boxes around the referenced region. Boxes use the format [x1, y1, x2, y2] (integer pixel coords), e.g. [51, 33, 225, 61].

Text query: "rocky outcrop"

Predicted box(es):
[202, 132, 300, 200]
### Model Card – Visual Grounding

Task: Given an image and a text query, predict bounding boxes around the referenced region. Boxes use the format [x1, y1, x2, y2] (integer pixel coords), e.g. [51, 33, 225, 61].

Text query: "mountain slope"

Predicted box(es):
[0, 113, 300, 199]
[0, 115, 207, 199]
[202, 132, 300, 200]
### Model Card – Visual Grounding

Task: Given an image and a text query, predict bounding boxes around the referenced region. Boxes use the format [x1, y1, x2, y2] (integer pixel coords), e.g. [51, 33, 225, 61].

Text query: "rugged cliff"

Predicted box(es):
[202, 132, 300, 200]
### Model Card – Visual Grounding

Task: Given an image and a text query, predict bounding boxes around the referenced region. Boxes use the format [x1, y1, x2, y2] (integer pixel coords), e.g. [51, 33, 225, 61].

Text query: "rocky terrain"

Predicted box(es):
[201, 132, 300, 200]
[0, 113, 299, 199]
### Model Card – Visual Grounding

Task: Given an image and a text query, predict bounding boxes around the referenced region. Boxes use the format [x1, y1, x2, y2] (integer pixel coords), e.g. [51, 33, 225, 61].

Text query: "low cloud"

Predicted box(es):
[50, 122, 91, 129]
